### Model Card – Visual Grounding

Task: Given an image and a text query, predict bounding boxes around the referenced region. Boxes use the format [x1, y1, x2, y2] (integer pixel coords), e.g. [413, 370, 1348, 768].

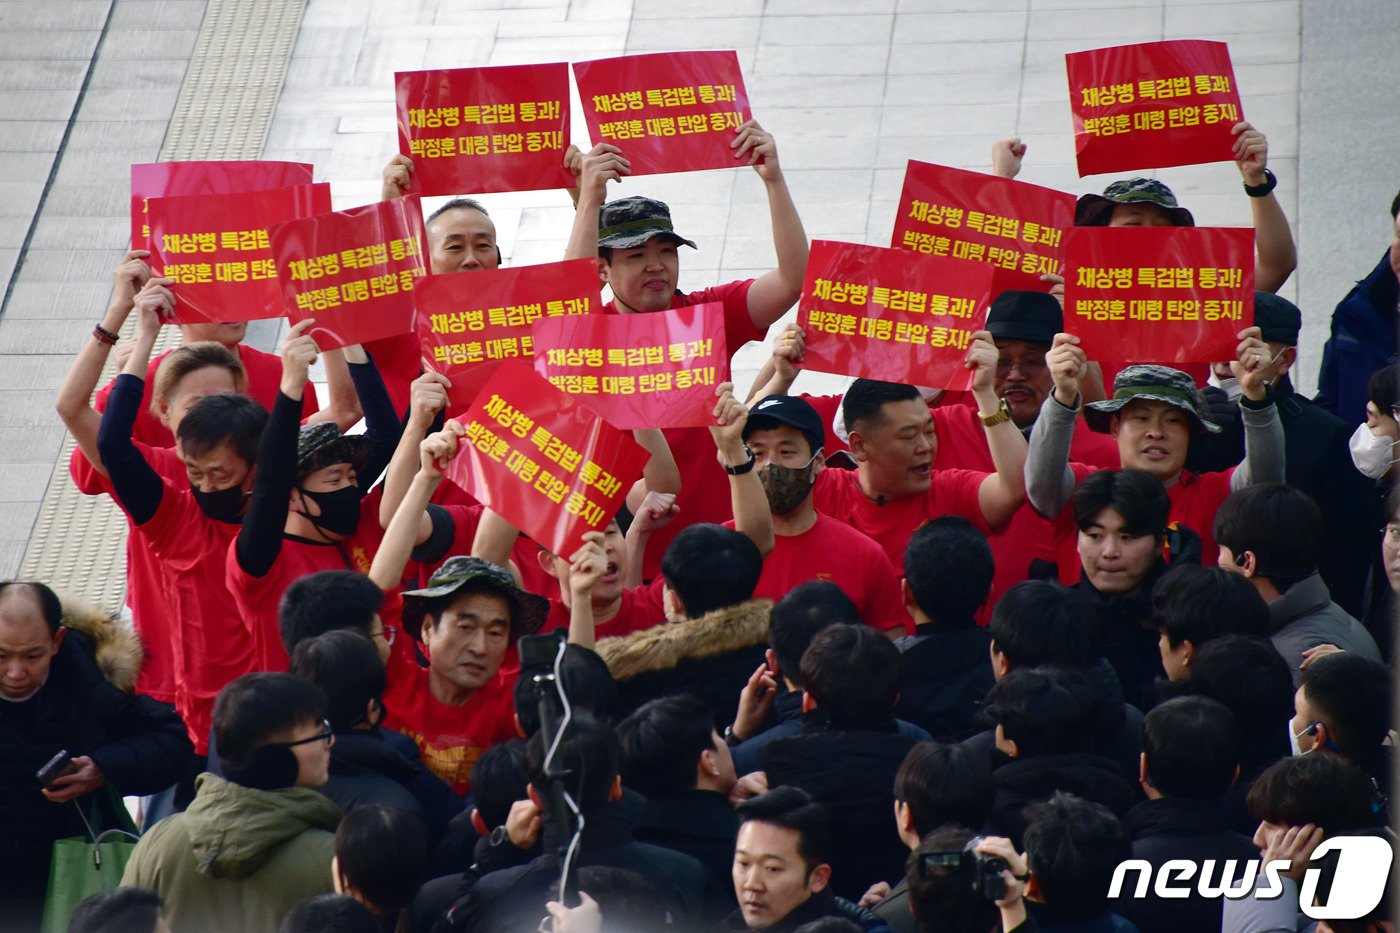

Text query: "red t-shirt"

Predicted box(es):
[606, 281, 764, 581]
[810, 466, 989, 572]
[135, 485, 254, 753]
[225, 492, 387, 672]
[382, 646, 520, 796]
[540, 577, 666, 639]
[69, 445, 185, 703]
[730, 514, 910, 634]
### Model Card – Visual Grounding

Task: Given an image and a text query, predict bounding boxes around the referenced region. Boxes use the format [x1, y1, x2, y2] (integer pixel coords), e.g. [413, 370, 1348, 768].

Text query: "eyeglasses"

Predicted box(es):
[1382, 525, 1400, 551]
[374, 623, 398, 647]
[276, 719, 333, 748]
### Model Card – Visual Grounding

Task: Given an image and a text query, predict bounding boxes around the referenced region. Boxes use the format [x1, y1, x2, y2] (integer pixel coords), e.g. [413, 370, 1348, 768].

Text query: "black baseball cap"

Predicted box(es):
[745, 395, 825, 458]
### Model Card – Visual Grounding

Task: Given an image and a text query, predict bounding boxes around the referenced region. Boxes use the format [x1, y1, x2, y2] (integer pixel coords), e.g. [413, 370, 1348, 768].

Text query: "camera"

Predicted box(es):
[966, 836, 1009, 902]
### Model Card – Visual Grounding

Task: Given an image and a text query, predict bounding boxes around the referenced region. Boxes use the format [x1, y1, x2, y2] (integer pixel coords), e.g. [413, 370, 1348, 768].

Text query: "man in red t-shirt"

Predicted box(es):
[737, 394, 909, 635]
[564, 122, 809, 581]
[807, 332, 1028, 573]
[1026, 328, 1285, 565]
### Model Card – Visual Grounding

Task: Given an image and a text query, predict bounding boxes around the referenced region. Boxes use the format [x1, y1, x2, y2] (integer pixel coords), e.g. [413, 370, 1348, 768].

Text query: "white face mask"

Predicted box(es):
[1349, 423, 1399, 479]
[1207, 371, 1245, 404]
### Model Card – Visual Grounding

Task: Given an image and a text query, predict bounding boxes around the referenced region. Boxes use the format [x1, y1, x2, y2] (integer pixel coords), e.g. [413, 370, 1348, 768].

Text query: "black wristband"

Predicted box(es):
[1239, 389, 1274, 411]
[1244, 168, 1277, 198]
[722, 445, 756, 475]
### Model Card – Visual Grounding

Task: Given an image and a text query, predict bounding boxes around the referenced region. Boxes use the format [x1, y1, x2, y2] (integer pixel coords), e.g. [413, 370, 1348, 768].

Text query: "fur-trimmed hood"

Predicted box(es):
[595, 599, 771, 683]
[58, 593, 144, 693]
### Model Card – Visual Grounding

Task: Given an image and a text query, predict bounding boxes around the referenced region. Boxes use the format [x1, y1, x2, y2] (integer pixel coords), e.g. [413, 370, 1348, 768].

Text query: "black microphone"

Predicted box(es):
[875, 495, 886, 506]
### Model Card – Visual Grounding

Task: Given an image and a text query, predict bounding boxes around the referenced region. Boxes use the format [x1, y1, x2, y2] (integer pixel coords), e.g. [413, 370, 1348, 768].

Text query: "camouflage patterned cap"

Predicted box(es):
[400, 555, 550, 640]
[1084, 364, 1221, 435]
[1075, 178, 1195, 227]
[597, 196, 698, 250]
[295, 422, 372, 479]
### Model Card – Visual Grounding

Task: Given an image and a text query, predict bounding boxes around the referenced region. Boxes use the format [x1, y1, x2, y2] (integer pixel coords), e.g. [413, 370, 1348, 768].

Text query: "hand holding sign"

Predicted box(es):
[280, 318, 321, 398]
[1046, 333, 1088, 408]
[1231, 326, 1270, 402]
[421, 418, 465, 478]
[1231, 121, 1269, 186]
[732, 119, 780, 181]
[407, 371, 453, 431]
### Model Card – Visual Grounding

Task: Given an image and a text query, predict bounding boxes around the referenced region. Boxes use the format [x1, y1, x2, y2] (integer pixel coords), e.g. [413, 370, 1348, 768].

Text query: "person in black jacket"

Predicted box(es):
[0, 582, 193, 928]
[983, 668, 1138, 848]
[444, 712, 705, 931]
[1110, 696, 1256, 933]
[895, 518, 995, 742]
[1151, 563, 1270, 683]
[289, 631, 462, 848]
[761, 625, 916, 903]
[616, 693, 740, 921]
[1292, 651, 1393, 818]
[962, 581, 1142, 784]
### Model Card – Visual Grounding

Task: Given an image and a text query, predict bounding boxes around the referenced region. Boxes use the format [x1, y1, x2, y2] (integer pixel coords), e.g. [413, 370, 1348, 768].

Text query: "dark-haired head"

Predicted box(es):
[289, 630, 385, 731]
[903, 516, 993, 628]
[661, 524, 763, 618]
[514, 642, 617, 737]
[1153, 563, 1270, 681]
[213, 672, 328, 790]
[894, 742, 995, 843]
[334, 805, 428, 913]
[469, 739, 527, 832]
[1214, 484, 1324, 592]
[68, 887, 164, 933]
[177, 391, 267, 477]
[769, 581, 860, 685]
[989, 581, 1096, 673]
[1141, 696, 1240, 799]
[985, 667, 1099, 758]
[735, 785, 832, 875]
[524, 711, 621, 811]
[841, 379, 921, 434]
[617, 694, 733, 798]
[278, 570, 386, 658]
[1023, 793, 1130, 921]
[905, 825, 999, 933]
[1186, 635, 1294, 735]
[1247, 755, 1379, 835]
[800, 623, 901, 730]
[278, 893, 378, 933]
[1296, 652, 1392, 760]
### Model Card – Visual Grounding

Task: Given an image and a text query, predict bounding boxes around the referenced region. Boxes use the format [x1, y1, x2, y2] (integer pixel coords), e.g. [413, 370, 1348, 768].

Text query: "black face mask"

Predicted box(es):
[297, 484, 364, 538]
[191, 485, 249, 524]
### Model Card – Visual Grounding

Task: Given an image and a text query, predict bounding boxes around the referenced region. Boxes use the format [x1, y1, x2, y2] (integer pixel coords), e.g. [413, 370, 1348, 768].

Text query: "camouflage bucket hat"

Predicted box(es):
[597, 196, 698, 250]
[1084, 364, 1221, 435]
[400, 555, 550, 640]
[296, 422, 372, 479]
[1075, 178, 1195, 227]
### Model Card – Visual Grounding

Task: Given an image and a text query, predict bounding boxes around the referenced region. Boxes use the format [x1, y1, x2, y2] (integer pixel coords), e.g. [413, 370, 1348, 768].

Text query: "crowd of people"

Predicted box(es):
[1, 105, 1396, 933]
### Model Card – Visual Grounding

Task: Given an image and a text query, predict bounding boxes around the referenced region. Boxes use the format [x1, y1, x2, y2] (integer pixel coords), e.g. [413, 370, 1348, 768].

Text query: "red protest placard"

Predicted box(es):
[797, 240, 994, 390]
[146, 184, 332, 324]
[532, 303, 727, 430]
[892, 160, 1075, 294]
[395, 63, 572, 196]
[573, 51, 751, 176]
[1063, 226, 1255, 363]
[1066, 40, 1244, 177]
[416, 258, 602, 409]
[446, 359, 649, 556]
[270, 197, 428, 350]
[130, 160, 313, 251]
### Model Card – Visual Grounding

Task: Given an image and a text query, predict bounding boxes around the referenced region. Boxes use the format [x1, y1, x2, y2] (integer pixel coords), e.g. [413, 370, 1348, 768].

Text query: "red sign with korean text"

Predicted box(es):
[573, 51, 751, 176]
[1067, 40, 1244, 177]
[146, 184, 332, 324]
[270, 197, 429, 350]
[130, 160, 314, 251]
[892, 160, 1075, 294]
[395, 63, 572, 196]
[446, 359, 649, 556]
[1063, 226, 1255, 363]
[797, 240, 994, 390]
[532, 303, 727, 430]
[416, 258, 602, 409]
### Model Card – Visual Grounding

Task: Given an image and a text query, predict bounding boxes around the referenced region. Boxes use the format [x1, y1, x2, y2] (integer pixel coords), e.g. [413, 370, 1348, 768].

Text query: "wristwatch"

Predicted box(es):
[721, 445, 757, 475]
[979, 398, 1013, 427]
[1243, 168, 1277, 198]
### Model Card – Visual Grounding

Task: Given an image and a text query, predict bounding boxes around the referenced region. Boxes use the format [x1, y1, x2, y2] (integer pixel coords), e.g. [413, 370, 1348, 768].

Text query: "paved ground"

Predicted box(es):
[0, 0, 1395, 590]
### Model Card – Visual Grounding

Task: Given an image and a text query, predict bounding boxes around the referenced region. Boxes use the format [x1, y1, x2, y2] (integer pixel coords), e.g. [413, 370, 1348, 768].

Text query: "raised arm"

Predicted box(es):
[379, 371, 452, 527]
[368, 420, 455, 591]
[1232, 122, 1297, 293]
[968, 330, 1029, 527]
[564, 532, 607, 650]
[736, 121, 808, 330]
[1026, 333, 1087, 518]
[95, 291, 171, 526]
[632, 428, 680, 497]
[305, 348, 363, 430]
[382, 154, 414, 201]
[235, 319, 318, 577]
[563, 143, 630, 262]
[990, 137, 1027, 179]
[747, 323, 805, 403]
[55, 251, 152, 475]
[712, 382, 775, 556]
[342, 343, 400, 486]
[1228, 325, 1286, 490]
